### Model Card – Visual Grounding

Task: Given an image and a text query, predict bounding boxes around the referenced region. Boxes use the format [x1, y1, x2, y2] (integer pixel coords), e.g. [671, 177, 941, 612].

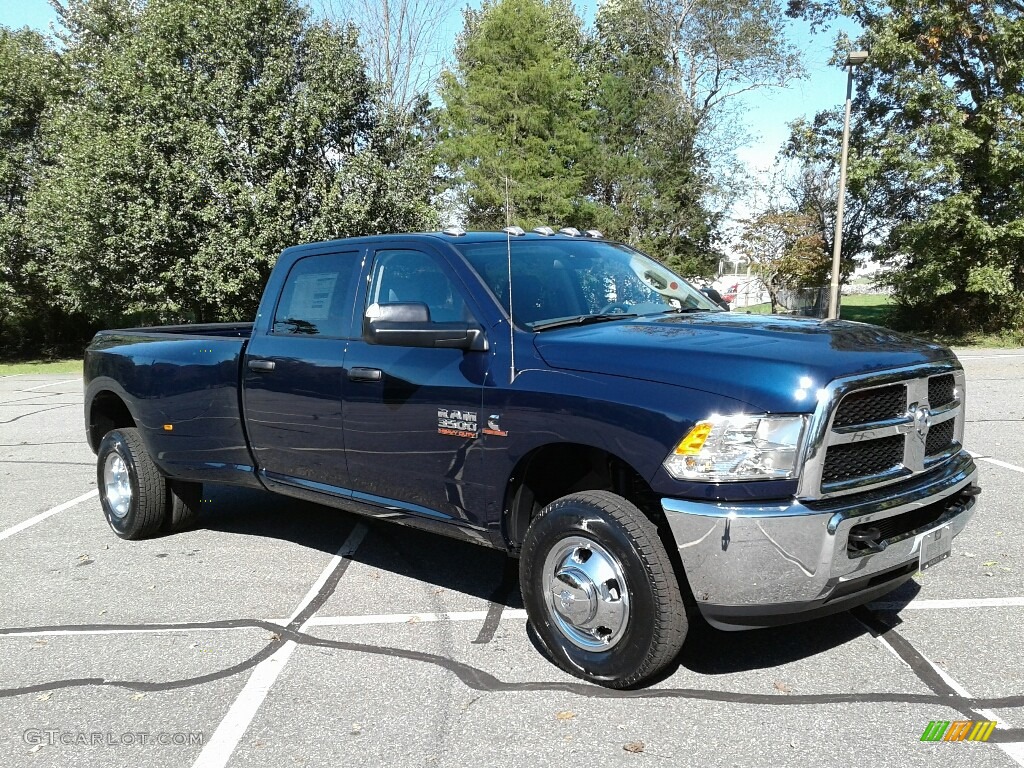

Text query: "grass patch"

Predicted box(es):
[0, 359, 83, 376]
[838, 293, 893, 325]
[734, 293, 1021, 348]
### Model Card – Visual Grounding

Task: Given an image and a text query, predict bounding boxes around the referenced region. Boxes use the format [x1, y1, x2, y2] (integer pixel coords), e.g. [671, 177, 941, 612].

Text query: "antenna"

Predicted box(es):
[503, 177, 518, 383]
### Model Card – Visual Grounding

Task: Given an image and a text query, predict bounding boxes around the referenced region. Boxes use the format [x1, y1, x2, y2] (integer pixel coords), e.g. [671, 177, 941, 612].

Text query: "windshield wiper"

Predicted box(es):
[658, 306, 717, 315]
[532, 313, 639, 332]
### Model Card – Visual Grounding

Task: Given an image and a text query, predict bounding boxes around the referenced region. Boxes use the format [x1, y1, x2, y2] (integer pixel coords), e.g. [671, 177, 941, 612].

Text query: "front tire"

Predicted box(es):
[520, 490, 687, 688]
[97, 428, 168, 540]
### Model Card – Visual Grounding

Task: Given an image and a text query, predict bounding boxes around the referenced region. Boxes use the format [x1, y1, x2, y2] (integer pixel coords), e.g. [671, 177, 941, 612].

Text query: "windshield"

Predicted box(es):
[454, 238, 721, 329]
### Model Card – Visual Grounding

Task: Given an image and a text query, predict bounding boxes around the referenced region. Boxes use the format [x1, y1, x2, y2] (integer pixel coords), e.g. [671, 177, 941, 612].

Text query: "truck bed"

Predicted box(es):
[84, 323, 259, 487]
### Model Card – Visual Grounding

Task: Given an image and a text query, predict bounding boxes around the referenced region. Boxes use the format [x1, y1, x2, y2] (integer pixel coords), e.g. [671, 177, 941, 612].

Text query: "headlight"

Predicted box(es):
[663, 414, 807, 482]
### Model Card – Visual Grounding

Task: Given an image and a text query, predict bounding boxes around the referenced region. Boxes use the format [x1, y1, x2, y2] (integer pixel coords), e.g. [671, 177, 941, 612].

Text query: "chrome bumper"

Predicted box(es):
[661, 451, 979, 630]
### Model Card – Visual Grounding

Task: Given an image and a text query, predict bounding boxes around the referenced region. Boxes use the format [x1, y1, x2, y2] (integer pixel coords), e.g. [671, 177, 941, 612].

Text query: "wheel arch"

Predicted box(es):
[502, 442, 664, 551]
[87, 388, 137, 454]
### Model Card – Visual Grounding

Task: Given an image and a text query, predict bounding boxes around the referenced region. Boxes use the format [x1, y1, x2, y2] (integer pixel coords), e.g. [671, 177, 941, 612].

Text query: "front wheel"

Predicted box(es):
[97, 428, 168, 540]
[520, 491, 687, 688]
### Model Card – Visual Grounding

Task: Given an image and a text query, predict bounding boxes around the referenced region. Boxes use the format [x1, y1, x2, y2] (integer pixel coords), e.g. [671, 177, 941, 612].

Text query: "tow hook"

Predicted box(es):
[848, 526, 887, 553]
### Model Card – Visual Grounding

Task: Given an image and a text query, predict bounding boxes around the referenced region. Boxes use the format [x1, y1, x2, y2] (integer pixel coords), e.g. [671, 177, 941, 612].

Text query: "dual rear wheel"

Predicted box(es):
[97, 428, 201, 540]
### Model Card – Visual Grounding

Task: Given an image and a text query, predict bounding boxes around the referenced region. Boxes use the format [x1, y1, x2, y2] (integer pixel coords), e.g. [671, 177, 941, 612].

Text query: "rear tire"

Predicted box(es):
[164, 480, 202, 533]
[520, 490, 687, 688]
[96, 428, 168, 540]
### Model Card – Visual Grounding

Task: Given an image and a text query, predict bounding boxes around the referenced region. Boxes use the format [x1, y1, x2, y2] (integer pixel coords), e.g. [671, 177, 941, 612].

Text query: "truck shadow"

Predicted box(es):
[196, 483, 521, 607]
[197, 483, 924, 675]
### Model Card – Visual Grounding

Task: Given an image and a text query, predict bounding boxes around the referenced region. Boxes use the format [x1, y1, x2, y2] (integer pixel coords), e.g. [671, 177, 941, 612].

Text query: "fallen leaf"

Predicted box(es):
[407, 616, 421, 623]
[28, 745, 42, 754]
[131, 692, 145, 701]
[555, 710, 576, 721]
[982, 561, 997, 567]
[623, 741, 645, 754]
[36, 692, 52, 701]
[962, 552, 976, 558]
[774, 681, 793, 694]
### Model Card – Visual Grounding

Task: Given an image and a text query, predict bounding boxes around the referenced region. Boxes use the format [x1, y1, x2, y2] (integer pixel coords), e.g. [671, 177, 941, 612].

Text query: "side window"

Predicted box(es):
[367, 250, 469, 323]
[273, 252, 359, 337]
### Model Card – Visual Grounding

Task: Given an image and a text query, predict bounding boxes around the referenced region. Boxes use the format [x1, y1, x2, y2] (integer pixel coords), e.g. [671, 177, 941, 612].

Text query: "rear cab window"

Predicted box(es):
[273, 252, 360, 338]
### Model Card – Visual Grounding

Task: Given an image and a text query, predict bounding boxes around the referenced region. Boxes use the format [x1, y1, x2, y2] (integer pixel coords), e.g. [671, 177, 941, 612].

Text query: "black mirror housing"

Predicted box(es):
[363, 303, 488, 351]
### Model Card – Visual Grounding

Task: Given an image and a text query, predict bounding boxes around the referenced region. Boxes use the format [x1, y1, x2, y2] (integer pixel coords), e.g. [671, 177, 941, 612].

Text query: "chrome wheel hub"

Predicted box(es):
[542, 536, 630, 651]
[103, 453, 132, 519]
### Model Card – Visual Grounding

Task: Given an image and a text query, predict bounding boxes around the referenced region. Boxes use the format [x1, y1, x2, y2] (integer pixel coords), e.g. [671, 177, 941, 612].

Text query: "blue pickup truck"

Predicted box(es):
[84, 229, 980, 688]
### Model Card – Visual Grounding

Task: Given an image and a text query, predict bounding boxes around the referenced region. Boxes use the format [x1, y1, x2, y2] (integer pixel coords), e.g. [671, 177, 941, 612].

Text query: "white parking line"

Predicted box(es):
[15, 377, 82, 392]
[958, 353, 1024, 360]
[305, 609, 529, 627]
[0, 626, 245, 638]
[191, 523, 367, 768]
[969, 451, 1024, 475]
[0, 490, 98, 543]
[911, 644, 1024, 765]
[870, 597, 1024, 611]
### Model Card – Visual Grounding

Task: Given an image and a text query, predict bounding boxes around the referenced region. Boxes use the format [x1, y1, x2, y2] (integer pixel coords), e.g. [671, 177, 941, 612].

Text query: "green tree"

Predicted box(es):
[736, 208, 826, 312]
[27, 0, 436, 328]
[438, 0, 594, 229]
[0, 27, 65, 355]
[586, 0, 802, 277]
[788, 0, 1024, 336]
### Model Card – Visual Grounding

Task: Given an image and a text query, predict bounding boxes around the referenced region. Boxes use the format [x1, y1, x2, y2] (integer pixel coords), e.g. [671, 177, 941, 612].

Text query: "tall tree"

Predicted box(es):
[780, 112, 881, 284]
[736, 208, 826, 312]
[27, 0, 436, 328]
[587, 0, 803, 277]
[438, 0, 594, 230]
[322, 0, 460, 114]
[789, 0, 1024, 336]
[0, 27, 64, 355]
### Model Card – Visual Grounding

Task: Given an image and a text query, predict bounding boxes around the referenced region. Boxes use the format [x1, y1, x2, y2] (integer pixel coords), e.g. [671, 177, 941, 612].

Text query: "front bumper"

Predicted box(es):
[662, 450, 979, 630]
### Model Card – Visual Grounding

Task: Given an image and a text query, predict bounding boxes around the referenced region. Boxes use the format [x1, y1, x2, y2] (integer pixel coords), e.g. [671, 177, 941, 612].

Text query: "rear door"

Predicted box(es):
[242, 249, 362, 493]
[341, 245, 490, 525]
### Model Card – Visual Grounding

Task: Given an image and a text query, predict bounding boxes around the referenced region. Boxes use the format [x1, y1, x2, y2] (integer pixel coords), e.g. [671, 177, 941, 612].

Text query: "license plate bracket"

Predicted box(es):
[920, 525, 953, 571]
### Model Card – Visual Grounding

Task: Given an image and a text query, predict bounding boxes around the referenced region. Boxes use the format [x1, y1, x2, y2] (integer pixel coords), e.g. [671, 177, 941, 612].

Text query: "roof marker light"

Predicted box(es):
[533, 226, 555, 236]
[442, 226, 466, 237]
[584, 229, 604, 239]
[558, 227, 581, 237]
[502, 226, 525, 236]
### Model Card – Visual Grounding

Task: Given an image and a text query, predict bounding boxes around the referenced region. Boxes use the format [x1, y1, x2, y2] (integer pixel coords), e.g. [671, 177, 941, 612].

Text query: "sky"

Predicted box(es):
[1, 0, 860, 215]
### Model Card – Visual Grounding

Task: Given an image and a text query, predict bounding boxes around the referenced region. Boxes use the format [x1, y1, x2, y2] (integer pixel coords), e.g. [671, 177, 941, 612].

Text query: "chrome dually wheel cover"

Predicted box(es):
[103, 453, 132, 519]
[542, 536, 630, 651]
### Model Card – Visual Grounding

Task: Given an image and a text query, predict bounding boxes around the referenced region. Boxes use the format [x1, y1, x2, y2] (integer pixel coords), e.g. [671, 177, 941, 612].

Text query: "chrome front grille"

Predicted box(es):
[799, 364, 966, 500]
[832, 384, 906, 428]
[822, 434, 904, 484]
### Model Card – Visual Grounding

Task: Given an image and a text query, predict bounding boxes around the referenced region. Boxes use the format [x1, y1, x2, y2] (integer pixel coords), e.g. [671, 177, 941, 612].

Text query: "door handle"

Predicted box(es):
[349, 367, 383, 382]
[247, 359, 276, 372]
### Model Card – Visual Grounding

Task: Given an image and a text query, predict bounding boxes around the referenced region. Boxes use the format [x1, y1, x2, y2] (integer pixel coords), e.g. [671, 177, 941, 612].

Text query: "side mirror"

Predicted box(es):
[363, 303, 488, 351]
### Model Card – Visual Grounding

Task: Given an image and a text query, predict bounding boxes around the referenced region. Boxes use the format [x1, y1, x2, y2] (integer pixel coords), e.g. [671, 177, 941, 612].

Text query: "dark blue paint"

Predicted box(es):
[84, 233, 960, 551]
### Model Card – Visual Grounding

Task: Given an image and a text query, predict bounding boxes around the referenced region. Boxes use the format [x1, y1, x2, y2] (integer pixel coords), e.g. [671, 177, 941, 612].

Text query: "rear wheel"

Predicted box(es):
[520, 490, 687, 688]
[164, 480, 202, 533]
[97, 428, 168, 540]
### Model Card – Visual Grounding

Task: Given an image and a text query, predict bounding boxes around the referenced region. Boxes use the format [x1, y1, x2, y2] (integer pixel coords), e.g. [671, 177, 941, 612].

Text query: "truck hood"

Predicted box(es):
[531, 312, 956, 413]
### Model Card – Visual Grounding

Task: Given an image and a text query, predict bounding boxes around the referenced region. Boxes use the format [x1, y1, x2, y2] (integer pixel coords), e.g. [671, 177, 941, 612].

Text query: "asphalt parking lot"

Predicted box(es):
[1, 350, 1023, 768]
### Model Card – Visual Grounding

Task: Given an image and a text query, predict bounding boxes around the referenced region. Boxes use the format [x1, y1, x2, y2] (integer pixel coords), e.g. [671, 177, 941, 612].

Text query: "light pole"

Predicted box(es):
[828, 50, 869, 320]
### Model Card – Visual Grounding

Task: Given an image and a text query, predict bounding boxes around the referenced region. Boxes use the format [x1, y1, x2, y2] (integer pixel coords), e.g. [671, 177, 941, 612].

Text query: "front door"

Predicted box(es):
[342, 247, 489, 525]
